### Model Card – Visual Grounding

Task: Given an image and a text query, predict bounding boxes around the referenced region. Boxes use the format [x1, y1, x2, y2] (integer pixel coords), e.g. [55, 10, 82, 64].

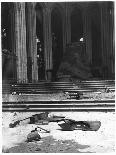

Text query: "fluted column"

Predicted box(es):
[43, 7, 52, 80]
[14, 2, 27, 83]
[65, 3, 71, 45]
[9, 5, 17, 82]
[108, 3, 115, 77]
[83, 8, 92, 64]
[26, 3, 38, 82]
[62, 4, 70, 52]
[62, 6, 66, 53]
[101, 2, 114, 78]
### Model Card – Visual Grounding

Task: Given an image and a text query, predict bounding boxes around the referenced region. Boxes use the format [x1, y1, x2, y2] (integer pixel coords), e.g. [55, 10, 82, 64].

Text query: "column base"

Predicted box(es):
[46, 69, 52, 81]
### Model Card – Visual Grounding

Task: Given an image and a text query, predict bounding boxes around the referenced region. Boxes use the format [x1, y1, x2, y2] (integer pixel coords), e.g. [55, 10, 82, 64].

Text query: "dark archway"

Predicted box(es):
[1, 2, 17, 83]
[51, 7, 63, 81]
[90, 4, 102, 78]
[71, 7, 83, 42]
[36, 3, 45, 80]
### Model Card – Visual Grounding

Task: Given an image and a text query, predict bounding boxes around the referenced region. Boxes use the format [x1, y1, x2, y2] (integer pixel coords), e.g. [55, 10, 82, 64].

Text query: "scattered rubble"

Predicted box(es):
[2, 90, 115, 153]
[2, 111, 115, 153]
[65, 91, 83, 100]
[9, 112, 101, 132]
[9, 112, 49, 128]
[27, 128, 41, 142]
[58, 120, 101, 131]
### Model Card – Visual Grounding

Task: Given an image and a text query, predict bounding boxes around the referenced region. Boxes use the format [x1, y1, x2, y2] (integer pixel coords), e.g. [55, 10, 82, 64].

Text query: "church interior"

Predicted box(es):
[2, 2, 115, 153]
[2, 1, 115, 84]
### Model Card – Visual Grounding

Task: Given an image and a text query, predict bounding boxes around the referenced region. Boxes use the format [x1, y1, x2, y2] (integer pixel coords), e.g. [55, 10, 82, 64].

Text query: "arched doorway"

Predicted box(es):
[36, 4, 45, 80]
[1, 2, 16, 83]
[51, 7, 63, 81]
[71, 7, 83, 42]
[90, 4, 102, 78]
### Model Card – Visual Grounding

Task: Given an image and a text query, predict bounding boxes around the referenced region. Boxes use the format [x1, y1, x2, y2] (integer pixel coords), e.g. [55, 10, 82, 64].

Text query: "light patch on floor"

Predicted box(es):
[2, 111, 115, 153]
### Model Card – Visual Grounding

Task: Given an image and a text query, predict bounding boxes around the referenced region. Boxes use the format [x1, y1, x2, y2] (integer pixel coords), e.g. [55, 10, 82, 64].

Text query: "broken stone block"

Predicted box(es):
[30, 112, 49, 124]
[27, 129, 41, 142]
[58, 121, 77, 131]
[35, 120, 49, 125]
[58, 120, 101, 131]
[81, 121, 101, 131]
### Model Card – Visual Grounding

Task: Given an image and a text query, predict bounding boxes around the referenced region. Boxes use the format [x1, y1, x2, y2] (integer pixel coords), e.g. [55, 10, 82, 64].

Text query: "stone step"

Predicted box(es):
[3, 103, 114, 108]
[11, 82, 115, 86]
[76, 80, 115, 82]
[10, 80, 115, 85]
[2, 106, 115, 112]
[3, 80, 115, 94]
[3, 99, 115, 104]
[11, 83, 115, 88]
[11, 86, 115, 90]
[11, 87, 115, 93]
[3, 98, 115, 112]
[11, 89, 115, 94]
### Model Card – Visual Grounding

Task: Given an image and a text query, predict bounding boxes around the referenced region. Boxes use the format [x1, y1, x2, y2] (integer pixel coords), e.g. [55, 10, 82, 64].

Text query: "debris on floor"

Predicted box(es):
[47, 115, 65, 122]
[2, 112, 115, 153]
[27, 128, 41, 142]
[58, 120, 101, 131]
[9, 112, 49, 128]
[36, 126, 50, 133]
[65, 92, 83, 100]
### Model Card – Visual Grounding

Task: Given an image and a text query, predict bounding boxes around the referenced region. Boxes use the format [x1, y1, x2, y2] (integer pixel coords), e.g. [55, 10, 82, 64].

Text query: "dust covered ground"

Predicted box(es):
[2, 91, 115, 153]
[2, 90, 115, 102]
[2, 111, 115, 153]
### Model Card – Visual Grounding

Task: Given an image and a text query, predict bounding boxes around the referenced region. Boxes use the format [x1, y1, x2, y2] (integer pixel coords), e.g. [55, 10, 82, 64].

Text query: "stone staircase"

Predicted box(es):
[2, 80, 115, 112]
[2, 99, 115, 112]
[2, 80, 115, 94]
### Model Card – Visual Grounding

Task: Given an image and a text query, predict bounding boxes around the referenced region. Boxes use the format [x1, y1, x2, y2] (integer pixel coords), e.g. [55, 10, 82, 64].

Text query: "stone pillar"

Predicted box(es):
[62, 3, 71, 52]
[14, 2, 27, 83]
[101, 2, 114, 78]
[83, 8, 92, 64]
[108, 3, 115, 77]
[43, 7, 53, 81]
[62, 6, 66, 54]
[9, 5, 17, 82]
[26, 3, 38, 82]
[65, 3, 71, 45]
[110, 4, 115, 76]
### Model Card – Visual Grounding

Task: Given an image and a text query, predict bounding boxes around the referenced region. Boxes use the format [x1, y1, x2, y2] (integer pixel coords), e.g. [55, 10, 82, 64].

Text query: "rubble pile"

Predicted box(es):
[2, 111, 115, 153]
[2, 90, 115, 153]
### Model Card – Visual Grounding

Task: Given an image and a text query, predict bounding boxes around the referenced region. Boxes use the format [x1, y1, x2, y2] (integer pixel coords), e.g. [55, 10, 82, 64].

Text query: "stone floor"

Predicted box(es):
[2, 91, 115, 102]
[2, 111, 115, 153]
[2, 90, 115, 153]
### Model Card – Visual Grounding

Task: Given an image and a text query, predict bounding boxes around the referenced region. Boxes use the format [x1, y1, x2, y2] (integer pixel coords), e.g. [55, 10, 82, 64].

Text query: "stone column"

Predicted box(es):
[83, 8, 92, 64]
[62, 6, 66, 54]
[62, 3, 71, 52]
[101, 2, 114, 78]
[65, 3, 71, 45]
[14, 2, 27, 83]
[43, 7, 53, 81]
[108, 3, 115, 77]
[9, 5, 17, 82]
[26, 3, 38, 82]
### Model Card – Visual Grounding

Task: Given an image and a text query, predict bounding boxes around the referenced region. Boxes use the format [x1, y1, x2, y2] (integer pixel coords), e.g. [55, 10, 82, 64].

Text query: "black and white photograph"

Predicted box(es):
[1, 0, 115, 153]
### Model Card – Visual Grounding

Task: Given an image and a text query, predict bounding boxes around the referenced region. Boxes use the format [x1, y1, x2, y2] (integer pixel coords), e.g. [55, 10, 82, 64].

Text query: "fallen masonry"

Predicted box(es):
[9, 112, 101, 133]
[2, 111, 115, 153]
[27, 128, 41, 142]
